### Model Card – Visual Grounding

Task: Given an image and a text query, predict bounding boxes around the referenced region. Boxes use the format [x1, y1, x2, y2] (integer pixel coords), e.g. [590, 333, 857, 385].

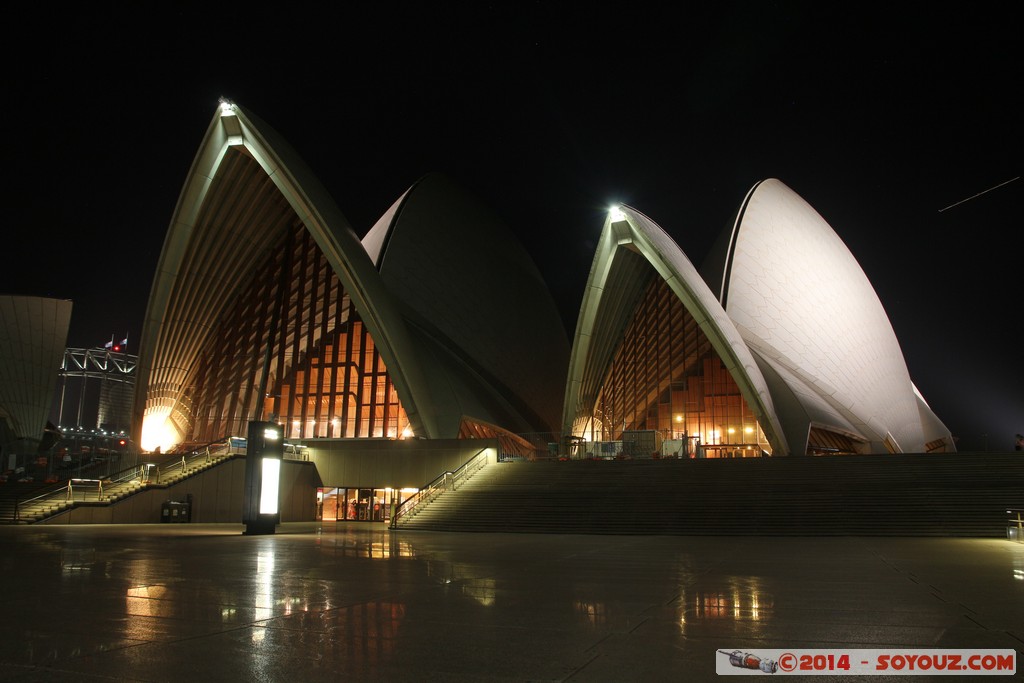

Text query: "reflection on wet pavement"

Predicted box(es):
[0, 523, 1020, 681]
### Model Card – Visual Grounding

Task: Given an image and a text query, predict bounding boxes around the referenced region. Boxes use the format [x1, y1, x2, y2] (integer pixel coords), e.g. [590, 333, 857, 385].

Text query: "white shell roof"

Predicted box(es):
[0, 296, 71, 441]
[364, 174, 570, 435]
[722, 179, 932, 451]
[136, 104, 567, 446]
[563, 179, 953, 455]
[562, 206, 789, 455]
[134, 103, 438, 441]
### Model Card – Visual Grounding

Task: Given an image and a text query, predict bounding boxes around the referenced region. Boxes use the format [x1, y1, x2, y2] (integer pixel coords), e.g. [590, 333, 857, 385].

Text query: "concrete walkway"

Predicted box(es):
[0, 523, 1021, 681]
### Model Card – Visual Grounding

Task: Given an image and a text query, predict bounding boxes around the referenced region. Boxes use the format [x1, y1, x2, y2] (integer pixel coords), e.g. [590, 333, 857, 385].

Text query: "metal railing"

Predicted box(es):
[66, 478, 103, 502]
[142, 437, 238, 484]
[14, 481, 77, 522]
[390, 448, 492, 529]
[13, 436, 238, 523]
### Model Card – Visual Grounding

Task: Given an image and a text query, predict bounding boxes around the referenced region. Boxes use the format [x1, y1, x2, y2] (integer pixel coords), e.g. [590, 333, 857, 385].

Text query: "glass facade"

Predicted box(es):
[179, 221, 409, 445]
[807, 426, 860, 455]
[578, 277, 771, 457]
[317, 487, 416, 523]
[458, 417, 538, 460]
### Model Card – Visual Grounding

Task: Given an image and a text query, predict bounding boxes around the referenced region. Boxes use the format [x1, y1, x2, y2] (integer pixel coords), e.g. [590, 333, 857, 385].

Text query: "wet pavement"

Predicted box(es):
[0, 523, 1021, 681]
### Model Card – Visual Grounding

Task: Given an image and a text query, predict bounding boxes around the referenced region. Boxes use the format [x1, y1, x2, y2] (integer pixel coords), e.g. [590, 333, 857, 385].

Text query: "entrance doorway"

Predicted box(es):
[316, 487, 417, 523]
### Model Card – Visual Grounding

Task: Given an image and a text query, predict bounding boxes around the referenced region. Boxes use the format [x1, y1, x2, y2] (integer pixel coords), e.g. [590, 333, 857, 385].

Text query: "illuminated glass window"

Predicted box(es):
[180, 221, 408, 444]
[459, 417, 537, 460]
[580, 278, 770, 457]
[807, 427, 861, 455]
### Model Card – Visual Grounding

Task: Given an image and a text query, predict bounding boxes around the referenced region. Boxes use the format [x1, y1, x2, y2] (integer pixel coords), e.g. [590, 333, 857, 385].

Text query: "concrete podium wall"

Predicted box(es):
[40, 458, 321, 525]
[37, 439, 491, 525]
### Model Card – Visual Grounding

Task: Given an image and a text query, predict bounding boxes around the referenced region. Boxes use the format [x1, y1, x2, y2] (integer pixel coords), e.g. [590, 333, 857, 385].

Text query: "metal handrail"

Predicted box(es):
[107, 464, 148, 486]
[14, 482, 74, 521]
[13, 477, 107, 521]
[167, 435, 235, 455]
[390, 448, 491, 529]
[149, 441, 234, 484]
[66, 478, 103, 502]
[13, 436, 238, 522]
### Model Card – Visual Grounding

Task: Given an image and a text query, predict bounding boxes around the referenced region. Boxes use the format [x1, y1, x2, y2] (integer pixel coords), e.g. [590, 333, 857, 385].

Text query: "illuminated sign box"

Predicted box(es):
[242, 420, 284, 535]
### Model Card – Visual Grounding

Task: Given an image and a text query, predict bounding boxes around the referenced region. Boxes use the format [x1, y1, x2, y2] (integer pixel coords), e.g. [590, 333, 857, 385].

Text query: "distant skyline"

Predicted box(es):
[4, 4, 1020, 450]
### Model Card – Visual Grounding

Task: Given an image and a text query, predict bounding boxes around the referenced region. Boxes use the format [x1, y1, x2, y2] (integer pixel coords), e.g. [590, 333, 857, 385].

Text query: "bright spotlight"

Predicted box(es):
[140, 409, 180, 453]
[609, 205, 626, 222]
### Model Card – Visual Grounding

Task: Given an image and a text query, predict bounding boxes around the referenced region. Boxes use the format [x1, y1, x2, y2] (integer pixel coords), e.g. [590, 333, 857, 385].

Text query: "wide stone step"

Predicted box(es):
[396, 454, 1024, 536]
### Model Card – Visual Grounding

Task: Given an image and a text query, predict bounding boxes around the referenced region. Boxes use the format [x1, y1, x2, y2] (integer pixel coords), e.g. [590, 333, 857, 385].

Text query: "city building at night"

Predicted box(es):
[561, 180, 955, 458]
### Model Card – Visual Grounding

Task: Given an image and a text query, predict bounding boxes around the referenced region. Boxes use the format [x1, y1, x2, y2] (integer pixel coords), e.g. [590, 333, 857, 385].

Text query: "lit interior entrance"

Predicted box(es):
[316, 487, 418, 522]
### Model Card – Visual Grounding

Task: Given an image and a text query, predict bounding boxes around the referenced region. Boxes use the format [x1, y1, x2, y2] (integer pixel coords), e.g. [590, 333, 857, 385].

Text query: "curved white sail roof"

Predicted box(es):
[0, 296, 71, 443]
[134, 103, 568, 451]
[563, 180, 954, 455]
[721, 179, 940, 452]
[562, 205, 789, 455]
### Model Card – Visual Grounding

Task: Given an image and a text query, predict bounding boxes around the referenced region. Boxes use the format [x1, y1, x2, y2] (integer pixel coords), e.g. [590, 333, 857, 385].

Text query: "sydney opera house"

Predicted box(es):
[20, 98, 947, 524]
[132, 101, 953, 465]
[562, 183, 954, 459]
[128, 100, 572, 521]
[134, 102, 569, 458]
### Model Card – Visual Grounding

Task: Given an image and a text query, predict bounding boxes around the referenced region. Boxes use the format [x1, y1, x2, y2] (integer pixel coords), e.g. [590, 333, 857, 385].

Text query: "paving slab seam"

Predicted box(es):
[560, 652, 603, 681]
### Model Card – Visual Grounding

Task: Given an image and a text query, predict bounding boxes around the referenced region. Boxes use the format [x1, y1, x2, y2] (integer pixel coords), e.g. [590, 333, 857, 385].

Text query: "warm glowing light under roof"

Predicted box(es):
[140, 408, 179, 453]
[609, 205, 626, 222]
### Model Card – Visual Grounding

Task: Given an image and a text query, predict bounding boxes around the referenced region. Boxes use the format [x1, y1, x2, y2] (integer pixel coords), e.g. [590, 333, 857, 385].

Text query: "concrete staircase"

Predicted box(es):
[6, 452, 237, 524]
[394, 453, 1024, 536]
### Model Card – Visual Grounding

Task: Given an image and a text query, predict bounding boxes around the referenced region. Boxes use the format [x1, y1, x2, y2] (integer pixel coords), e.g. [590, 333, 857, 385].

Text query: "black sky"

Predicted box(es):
[5, 3, 1021, 451]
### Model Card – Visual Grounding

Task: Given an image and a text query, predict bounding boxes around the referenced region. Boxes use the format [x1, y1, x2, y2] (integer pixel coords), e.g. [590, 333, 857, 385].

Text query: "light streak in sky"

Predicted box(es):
[938, 176, 1019, 212]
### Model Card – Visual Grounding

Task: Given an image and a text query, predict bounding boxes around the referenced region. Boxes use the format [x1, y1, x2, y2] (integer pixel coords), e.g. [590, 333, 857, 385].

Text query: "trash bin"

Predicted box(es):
[179, 501, 191, 523]
[161, 501, 172, 523]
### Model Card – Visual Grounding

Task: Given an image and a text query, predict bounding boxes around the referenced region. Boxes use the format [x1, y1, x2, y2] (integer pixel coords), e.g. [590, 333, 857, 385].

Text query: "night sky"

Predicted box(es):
[5, 4, 1021, 451]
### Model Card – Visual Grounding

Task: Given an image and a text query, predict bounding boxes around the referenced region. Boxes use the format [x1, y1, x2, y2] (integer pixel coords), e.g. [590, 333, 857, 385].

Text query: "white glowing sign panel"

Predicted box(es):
[259, 458, 280, 514]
